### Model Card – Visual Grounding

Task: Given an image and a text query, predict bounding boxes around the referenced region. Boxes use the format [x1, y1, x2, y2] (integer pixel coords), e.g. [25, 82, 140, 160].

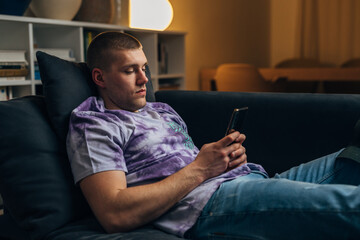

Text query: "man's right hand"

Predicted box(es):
[191, 131, 247, 180]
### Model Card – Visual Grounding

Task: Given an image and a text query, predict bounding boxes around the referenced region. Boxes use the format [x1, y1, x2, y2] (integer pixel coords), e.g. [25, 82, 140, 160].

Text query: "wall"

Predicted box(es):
[167, 0, 271, 90]
[269, 0, 299, 67]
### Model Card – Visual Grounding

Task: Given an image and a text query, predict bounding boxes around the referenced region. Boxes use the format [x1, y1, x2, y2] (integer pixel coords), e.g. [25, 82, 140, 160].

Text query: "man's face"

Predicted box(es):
[99, 49, 148, 112]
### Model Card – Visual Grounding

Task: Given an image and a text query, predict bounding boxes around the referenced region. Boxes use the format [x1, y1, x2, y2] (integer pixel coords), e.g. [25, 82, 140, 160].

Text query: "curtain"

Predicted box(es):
[295, 0, 360, 65]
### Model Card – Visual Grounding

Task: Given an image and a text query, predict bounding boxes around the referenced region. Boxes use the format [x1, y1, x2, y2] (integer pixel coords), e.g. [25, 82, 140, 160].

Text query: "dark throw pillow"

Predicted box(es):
[36, 51, 97, 144]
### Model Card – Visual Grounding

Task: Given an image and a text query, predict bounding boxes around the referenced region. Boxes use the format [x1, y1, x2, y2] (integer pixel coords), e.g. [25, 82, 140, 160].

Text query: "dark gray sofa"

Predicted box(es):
[0, 52, 359, 239]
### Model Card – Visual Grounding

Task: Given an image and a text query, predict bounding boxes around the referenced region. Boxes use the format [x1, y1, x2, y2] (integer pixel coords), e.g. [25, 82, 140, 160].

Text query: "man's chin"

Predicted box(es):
[129, 100, 147, 112]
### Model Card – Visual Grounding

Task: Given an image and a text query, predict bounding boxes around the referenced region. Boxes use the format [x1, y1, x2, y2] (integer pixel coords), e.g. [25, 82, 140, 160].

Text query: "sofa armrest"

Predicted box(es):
[155, 90, 360, 176]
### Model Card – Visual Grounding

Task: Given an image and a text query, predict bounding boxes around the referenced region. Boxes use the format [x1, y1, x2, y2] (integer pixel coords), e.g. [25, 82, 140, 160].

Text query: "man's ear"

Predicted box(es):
[92, 68, 105, 88]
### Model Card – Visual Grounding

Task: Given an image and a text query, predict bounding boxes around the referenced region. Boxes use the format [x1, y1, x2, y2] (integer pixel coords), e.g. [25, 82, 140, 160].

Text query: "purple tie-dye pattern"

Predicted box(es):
[66, 96, 267, 237]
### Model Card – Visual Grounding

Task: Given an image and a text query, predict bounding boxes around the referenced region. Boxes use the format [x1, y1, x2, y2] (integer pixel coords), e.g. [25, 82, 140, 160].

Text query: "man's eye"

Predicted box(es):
[125, 69, 134, 74]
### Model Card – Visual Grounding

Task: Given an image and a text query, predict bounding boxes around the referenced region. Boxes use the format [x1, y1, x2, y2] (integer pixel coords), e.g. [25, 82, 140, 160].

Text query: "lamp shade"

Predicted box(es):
[130, 0, 173, 31]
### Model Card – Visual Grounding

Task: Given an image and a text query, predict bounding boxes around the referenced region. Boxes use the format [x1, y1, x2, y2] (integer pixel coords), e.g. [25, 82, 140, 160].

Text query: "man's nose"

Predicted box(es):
[137, 70, 148, 85]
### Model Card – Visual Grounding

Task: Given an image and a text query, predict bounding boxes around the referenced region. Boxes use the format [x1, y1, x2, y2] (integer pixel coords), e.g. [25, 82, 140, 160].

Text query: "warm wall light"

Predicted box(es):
[129, 0, 173, 31]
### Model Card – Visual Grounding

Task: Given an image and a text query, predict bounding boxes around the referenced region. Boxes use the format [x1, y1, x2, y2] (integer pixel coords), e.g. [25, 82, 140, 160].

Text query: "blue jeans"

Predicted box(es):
[187, 150, 360, 239]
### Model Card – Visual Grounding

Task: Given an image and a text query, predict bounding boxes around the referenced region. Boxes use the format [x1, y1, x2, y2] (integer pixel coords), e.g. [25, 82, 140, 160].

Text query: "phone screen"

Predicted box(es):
[225, 107, 248, 136]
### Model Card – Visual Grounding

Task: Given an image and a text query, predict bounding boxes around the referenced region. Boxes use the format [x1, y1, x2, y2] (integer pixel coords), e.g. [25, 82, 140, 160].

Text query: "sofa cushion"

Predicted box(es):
[36, 51, 155, 144]
[0, 96, 91, 239]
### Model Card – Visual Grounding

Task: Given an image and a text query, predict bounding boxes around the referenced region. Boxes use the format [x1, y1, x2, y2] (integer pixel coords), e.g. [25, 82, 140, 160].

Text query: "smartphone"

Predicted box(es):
[225, 107, 249, 136]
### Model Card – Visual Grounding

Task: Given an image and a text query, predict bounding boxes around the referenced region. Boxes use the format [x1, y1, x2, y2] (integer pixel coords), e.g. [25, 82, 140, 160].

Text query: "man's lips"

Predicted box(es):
[136, 88, 146, 95]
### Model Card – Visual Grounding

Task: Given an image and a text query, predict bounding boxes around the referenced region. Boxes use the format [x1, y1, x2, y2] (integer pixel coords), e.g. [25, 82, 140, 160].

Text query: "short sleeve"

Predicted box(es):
[66, 111, 128, 184]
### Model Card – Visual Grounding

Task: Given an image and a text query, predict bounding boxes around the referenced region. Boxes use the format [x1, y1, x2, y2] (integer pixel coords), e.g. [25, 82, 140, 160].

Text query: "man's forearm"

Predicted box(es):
[112, 162, 206, 231]
[80, 160, 207, 233]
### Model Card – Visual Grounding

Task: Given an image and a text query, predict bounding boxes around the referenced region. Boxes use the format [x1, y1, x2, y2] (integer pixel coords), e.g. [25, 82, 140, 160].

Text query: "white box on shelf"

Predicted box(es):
[34, 48, 76, 62]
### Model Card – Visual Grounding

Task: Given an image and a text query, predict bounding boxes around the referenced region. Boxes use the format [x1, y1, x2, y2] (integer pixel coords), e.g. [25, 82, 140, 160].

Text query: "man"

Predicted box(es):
[67, 31, 360, 239]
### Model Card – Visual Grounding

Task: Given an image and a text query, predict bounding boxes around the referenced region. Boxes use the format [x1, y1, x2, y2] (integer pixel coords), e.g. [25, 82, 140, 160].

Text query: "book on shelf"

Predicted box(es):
[0, 76, 26, 81]
[34, 62, 40, 80]
[83, 30, 101, 59]
[0, 68, 29, 77]
[0, 87, 12, 101]
[158, 41, 168, 74]
[0, 50, 29, 78]
[0, 64, 26, 69]
[159, 83, 180, 90]
[159, 77, 180, 90]
[0, 87, 6, 100]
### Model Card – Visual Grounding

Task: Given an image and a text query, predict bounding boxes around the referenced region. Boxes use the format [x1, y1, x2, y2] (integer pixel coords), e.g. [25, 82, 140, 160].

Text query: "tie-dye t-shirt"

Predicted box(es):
[66, 96, 267, 237]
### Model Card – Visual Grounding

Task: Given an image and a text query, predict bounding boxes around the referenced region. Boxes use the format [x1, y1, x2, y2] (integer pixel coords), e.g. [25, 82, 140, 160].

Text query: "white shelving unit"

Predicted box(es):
[0, 14, 186, 98]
